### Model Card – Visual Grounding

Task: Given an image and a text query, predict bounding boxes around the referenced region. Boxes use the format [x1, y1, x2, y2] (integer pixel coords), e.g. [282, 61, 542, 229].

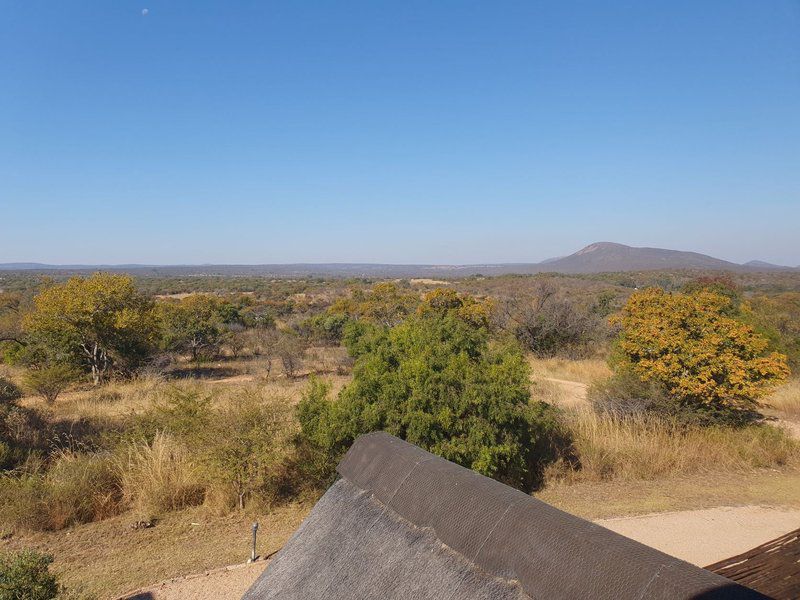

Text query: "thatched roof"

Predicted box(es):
[706, 528, 799, 599]
[244, 432, 766, 599]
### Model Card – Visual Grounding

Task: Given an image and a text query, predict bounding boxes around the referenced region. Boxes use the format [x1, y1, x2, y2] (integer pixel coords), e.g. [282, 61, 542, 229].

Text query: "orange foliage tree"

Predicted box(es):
[612, 287, 789, 410]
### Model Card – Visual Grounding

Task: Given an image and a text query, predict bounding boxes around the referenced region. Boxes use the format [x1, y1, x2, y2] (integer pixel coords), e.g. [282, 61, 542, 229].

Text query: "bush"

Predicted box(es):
[296, 313, 350, 346]
[199, 394, 294, 510]
[589, 370, 672, 418]
[0, 550, 59, 600]
[0, 378, 21, 405]
[274, 333, 305, 378]
[298, 298, 564, 491]
[591, 370, 765, 427]
[23, 366, 78, 404]
[504, 281, 603, 359]
[612, 288, 789, 412]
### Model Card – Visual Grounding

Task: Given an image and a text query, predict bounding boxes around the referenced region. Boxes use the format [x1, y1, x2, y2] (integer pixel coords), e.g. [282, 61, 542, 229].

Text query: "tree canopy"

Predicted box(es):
[612, 287, 790, 411]
[23, 274, 156, 384]
[157, 294, 240, 360]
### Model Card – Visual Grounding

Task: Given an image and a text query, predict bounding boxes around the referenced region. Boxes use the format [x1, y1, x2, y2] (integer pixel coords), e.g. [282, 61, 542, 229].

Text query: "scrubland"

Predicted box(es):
[1, 271, 799, 598]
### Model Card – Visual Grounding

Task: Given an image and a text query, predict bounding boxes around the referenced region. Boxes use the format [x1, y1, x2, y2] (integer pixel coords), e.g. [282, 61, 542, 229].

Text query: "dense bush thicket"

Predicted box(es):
[297, 290, 564, 491]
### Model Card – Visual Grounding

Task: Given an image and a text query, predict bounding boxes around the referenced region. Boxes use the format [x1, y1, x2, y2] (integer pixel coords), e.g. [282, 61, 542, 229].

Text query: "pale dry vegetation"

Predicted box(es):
[119, 432, 205, 517]
[3, 272, 800, 598]
[765, 378, 800, 418]
[528, 356, 611, 385]
[547, 411, 800, 485]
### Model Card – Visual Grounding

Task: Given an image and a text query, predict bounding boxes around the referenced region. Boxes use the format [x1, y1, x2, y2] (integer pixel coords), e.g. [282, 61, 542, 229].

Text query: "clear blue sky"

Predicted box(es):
[1, 1, 799, 265]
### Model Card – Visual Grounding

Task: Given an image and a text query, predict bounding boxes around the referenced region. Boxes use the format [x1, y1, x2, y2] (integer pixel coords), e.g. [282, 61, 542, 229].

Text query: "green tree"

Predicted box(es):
[298, 293, 559, 490]
[23, 274, 156, 384]
[157, 295, 237, 361]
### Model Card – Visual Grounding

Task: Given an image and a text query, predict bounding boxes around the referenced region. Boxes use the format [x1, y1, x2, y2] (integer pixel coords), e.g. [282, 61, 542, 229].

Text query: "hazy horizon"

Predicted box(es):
[0, 240, 797, 269]
[2, 2, 799, 265]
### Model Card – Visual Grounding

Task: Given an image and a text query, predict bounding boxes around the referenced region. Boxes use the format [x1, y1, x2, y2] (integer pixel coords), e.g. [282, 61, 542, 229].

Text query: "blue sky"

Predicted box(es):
[1, 1, 798, 265]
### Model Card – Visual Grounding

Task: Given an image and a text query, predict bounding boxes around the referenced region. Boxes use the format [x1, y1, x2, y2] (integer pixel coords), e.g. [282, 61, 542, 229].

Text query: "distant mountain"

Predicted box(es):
[0, 243, 796, 277]
[537, 242, 742, 274]
[742, 260, 793, 270]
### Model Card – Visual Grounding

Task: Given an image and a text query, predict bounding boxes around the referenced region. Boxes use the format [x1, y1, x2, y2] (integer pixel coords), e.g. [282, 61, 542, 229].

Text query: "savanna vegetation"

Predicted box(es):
[0, 268, 798, 597]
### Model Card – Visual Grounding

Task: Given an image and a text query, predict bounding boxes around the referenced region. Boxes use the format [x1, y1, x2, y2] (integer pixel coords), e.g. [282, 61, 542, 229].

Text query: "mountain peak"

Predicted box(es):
[575, 242, 628, 255]
[540, 242, 739, 273]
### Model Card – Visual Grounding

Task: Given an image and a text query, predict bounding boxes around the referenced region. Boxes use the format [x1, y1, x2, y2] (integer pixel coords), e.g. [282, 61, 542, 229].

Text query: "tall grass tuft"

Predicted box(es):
[118, 432, 205, 517]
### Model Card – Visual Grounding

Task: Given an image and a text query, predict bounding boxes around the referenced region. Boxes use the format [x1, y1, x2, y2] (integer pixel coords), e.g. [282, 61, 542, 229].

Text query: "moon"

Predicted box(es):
[142, 8, 149, 16]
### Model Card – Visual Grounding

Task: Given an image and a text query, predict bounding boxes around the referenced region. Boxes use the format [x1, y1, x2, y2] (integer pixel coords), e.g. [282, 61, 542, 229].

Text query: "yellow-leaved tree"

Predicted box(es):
[612, 287, 789, 410]
[24, 273, 156, 384]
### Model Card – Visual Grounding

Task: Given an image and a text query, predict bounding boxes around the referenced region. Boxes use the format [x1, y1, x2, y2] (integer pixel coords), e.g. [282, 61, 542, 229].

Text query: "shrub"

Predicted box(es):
[504, 281, 602, 358]
[611, 288, 789, 412]
[298, 299, 563, 491]
[589, 370, 673, 418]
[23, 366, 78, 404]
[274, 333, 305, 378]
[0, 550, 59, 600]
[296, 313, 350, 346]
[199, 394, 294, 510]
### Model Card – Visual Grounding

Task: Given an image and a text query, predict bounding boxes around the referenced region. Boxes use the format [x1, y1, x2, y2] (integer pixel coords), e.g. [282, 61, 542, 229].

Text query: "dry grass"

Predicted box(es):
[547, 411, 800, 485]
[0, 499, 314, 599]
[19, 369, 350, 425]
[0, 451, 123, 532]
[537, 468, 800, 520]
[118, 433, 205, 517]
[527, 356, 611, 385]
[765, 378, 800, 418]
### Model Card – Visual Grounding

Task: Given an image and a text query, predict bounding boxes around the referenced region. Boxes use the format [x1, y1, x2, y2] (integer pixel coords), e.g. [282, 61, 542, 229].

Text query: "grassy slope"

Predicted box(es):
[1, 500, 313, 599]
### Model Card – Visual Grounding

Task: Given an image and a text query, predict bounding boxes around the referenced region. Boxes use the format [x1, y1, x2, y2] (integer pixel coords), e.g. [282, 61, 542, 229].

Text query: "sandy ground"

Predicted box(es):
[124, 505, 800, 599]
[542, 376, 589, 409]
[597, 505, 800, 567]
